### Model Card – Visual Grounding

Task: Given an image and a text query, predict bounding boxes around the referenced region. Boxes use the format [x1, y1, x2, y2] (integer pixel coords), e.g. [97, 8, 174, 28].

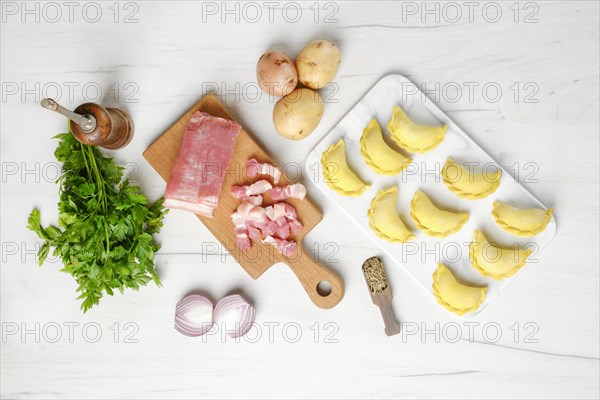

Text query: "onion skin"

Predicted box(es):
[213, 294, 256, 338]
[174, 294, 214, 337]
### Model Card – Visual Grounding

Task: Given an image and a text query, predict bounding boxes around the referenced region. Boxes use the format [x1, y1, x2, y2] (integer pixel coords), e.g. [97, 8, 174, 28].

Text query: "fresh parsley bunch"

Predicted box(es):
[27, 132, 168, 312]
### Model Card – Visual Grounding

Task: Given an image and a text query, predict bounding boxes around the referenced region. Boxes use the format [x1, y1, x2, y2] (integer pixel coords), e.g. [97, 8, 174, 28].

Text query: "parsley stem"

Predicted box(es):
[105, 221, 110, 255]
[85, 145, 108, 212]
[80, 142, 92, 179]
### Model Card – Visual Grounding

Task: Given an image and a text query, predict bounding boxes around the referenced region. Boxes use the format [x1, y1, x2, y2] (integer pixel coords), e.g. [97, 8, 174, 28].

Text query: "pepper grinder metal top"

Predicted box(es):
[41, 98, 134, 150]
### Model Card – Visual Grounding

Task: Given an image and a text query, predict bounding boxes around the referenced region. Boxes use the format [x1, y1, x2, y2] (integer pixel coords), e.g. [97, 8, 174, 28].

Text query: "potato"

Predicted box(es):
[273, 88, 324, 140]
[295, 40, 341, 89]
[256, 51, 298, 97]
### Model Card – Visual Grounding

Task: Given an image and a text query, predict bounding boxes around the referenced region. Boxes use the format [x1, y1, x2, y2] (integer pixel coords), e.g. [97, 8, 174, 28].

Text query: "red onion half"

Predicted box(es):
[175, 294, 214, 337]
[213, 294, 256, 338]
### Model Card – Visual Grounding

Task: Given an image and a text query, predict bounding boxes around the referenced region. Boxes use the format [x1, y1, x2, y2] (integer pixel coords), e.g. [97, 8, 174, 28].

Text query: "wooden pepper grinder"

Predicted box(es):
[41, 98, 134, 150]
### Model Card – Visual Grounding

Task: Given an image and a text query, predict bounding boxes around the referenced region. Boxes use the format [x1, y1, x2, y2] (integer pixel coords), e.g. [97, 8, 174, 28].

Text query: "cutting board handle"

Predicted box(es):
[284, 245, 344, 309]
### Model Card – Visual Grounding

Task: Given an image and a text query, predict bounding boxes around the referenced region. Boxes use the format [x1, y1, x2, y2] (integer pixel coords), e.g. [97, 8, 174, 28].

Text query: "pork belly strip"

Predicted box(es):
[164, 111, 241, 217]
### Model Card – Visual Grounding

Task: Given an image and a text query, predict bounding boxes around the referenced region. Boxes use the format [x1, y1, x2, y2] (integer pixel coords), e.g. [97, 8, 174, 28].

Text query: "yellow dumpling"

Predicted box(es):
[410, 190, 469, 238]
[441, 158, 501, 200]
[368, 186, 415, 243]
[433, 263, 487, 316]
[360, 119, 412, 175]
[387, 105, 447, 153]
[321, 139, 370, 197]
[492, 201, 553, 237]
[469, 230, 532, 280]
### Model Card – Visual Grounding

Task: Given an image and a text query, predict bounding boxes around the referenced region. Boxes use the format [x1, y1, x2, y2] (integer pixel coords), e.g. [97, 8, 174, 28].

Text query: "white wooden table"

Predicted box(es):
[1, 1, 598, 398]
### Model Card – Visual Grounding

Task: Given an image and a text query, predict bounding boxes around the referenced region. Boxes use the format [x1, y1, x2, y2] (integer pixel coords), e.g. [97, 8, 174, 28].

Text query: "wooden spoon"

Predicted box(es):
[362, 256, 400, 336]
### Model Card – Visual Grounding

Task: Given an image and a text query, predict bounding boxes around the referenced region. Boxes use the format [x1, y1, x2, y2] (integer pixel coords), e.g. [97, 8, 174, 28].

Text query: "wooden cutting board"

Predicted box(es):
[143, 95, 344, 309]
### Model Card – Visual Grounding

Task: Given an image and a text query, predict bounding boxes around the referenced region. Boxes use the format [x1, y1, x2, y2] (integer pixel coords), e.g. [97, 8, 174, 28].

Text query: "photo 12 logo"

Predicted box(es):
[202, 81, 339, 104]
[200, 1, 340, 24]
[2, 321, 140, 343]
[312, 160, 541, 187]
[402, 81, 540, 105]
[1, 81, 139, 104]
[1, 161, 139, 184]
[401, 321, 540, 344]
[1, 1, 140, 23]
[198, 321, 340, 343]
[197, 240, 340, 265]
[398, 1, 540, 24]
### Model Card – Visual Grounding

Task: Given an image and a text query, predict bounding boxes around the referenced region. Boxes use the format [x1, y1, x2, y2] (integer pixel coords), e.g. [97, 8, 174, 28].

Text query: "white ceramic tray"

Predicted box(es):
[305, 74, 556, 316]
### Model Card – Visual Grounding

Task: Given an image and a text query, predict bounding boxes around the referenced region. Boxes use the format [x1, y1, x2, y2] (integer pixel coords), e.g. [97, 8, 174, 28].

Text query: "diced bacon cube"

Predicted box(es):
[288, 220, 303, 234]
[237, 237, 251, 251]
[277, 224, 291, 239]
[237, 201, 255, 218]
[231, 180, 273, 199]
[248, 220, 267, 230]
[273, 203, 286, 220]
[267, 183, 306, 201]
[246, 158, 282, 184]
[263, 236, 297, 257]
[247, 206, 266, 224]
[262, 221, 278, 237]
[231, 212, 251, 251]
[265, 206, 275, 221]
[283, 203, 298, 220]
[248, 225, 262, 242]
[275, 217, 287, 227]
[245, 195, 263, 206]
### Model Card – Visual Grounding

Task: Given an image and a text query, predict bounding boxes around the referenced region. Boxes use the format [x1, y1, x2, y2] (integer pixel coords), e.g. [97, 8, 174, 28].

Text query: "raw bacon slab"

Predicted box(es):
[164, 111, 240, 217]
